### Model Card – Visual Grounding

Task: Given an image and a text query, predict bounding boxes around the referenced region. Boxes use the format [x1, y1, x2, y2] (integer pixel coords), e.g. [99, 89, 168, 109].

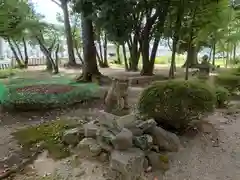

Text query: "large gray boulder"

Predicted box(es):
[110, 148, 145, 179]
[111, 128, 133, 150]
[150, 126, 181, 152]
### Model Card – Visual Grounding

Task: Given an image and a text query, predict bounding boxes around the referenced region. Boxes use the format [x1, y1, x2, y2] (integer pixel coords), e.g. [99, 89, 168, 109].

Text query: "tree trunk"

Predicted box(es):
[36, 36, 55, 72]
[46, 57, 53, 71]
[76, 14, 101, 82]
[226, 45, 229, 68]
[97, 33, 104, 63]
[103, 33, 108, 67]
[169, 1, 183, 78]
[22, 37, 28, 68]
[182, 45, 198, 68]
[140, 10, 161, 76]
[53, 43, 60, 74]
[96, 49, 103, 66]
[141, 2, 169, 75]
[212, 39, 216, 67]
[141, 37, 160, 76]
[61, 2, 76, 66]
[169, 39, 177, 78]
[13, 40, 24, 61]
[122, 43, 129, 71]
[233, 43, 236, 63]
[128, 34, 140, 71]
[116, 44, 121, 64]
[185, 7, 197, 80]
[75, 47, 84, 64]
[74, 40, 84, 64]
[7, 38, 24, 68]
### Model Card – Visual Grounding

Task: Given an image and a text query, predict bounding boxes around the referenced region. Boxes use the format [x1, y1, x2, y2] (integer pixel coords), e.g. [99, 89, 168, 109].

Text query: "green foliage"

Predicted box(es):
[215, 69, 240, 92]
[1, 80, 99, 111]
[154, 57, 169, 64]
[0, 69, 21, 79]
[12, 120, 73, 159]
[214, 86, 230, 108]
[137, 80, 216, 131]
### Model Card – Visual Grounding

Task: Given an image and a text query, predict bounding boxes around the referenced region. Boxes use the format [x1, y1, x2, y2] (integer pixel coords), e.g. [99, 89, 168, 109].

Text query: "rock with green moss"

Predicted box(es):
[146, 151, 170, 171]
[150, 126, 181, 152]
[133, 135, 153, 150]
[77, 138, 102, 157]
[62, 127, 84, 146]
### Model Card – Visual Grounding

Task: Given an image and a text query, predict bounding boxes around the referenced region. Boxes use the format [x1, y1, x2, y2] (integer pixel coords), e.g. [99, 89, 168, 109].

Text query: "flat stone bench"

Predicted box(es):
[129, 75, 169, 86]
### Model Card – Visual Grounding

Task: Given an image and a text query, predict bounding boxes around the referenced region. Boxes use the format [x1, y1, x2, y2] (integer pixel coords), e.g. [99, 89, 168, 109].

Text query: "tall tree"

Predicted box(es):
[51, 0, 76, 66]
[72, 1, 102, 82]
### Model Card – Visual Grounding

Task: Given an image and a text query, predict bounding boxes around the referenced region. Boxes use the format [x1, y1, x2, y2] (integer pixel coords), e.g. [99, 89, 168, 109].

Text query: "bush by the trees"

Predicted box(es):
[214, 86, 230, 108]
[137, 80, 216, 132]
[0, 69, 21, 79]
[215, 73, 240, 92]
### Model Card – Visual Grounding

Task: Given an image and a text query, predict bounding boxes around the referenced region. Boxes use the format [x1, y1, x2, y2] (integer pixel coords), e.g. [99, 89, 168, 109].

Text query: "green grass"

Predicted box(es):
[12, 120, 75, 159]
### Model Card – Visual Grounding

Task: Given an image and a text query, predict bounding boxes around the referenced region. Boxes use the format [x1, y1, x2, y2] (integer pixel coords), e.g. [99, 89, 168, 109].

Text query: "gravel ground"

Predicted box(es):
[163, 111, 240, 180]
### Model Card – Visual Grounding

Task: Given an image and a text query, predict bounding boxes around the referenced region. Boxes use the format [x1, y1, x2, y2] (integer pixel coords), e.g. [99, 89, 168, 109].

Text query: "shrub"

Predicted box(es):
[230, 67, 240, 76]
[0, 69, 20, 79]
[214, 86, 230, 108]
[1, 83, 99, 111]
[232, 57, 240, 65]
[215, 73, 240, 92]
[137, 80, 216, 131]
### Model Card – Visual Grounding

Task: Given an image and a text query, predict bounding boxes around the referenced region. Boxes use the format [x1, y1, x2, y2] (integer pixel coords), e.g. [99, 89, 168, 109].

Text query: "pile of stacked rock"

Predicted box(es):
[62, 112, 181, 180]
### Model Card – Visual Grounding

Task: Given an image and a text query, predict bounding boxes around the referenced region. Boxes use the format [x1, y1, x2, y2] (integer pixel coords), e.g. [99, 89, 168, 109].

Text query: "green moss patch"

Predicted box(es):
[12, 120, 74, 159]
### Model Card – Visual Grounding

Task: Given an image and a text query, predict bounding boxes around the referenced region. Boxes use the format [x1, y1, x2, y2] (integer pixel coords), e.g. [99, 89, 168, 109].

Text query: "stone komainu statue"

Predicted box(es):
[104, 78, 129, 113]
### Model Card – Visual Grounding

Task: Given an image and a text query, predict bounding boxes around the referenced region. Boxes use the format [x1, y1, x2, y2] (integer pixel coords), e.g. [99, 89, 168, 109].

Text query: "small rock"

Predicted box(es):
[151, 145, 160, 153]
[74, 169, 86, 177]
[116, 113, 136, 128]
[110, 148, 145, 175]
[105, 168, 122, 179]
[197, 120, 217, 134]
[145, 166, 152, 173]
[96, 128, 116, 145]
[83, 122, 99, 138]
[136, 119, 157, 132]
[133, 135, 153, 150]
[98, 152, 109, 162]
[127, 126, 144, 136]
[143, 157, 149, 169]
[97, 139, 113, 152]
[62, 128, 83, 145]
[146, 151, 170, 171]
[97, 110, 119, 129]
[77, 138, 102, 157]
[123, 120, 144, 136]
[150, 126, 181, 152]
[111, 128, 133, 150]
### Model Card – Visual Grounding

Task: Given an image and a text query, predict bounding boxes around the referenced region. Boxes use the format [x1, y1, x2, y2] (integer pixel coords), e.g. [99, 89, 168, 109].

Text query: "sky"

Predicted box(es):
[32, 0, 62, 24]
